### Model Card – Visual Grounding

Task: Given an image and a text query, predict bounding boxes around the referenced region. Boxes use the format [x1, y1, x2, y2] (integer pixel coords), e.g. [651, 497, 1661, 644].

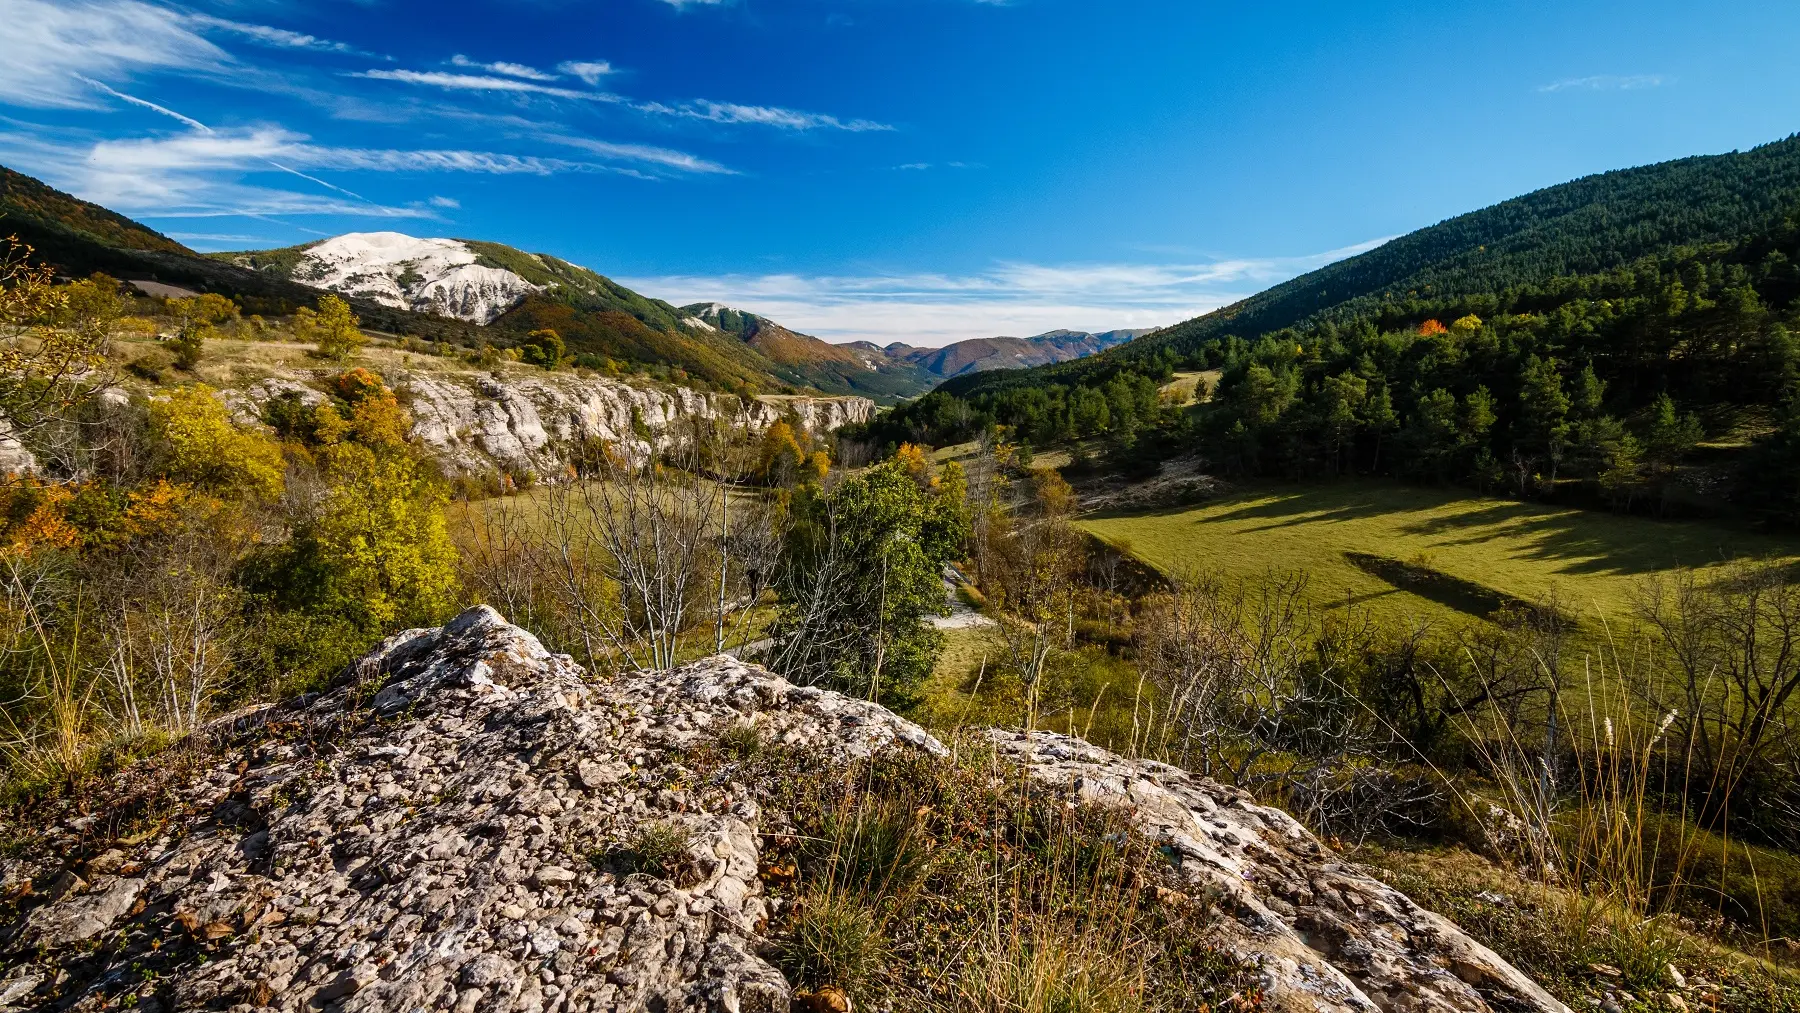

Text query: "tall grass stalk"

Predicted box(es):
[1447, 626, 1745, 982]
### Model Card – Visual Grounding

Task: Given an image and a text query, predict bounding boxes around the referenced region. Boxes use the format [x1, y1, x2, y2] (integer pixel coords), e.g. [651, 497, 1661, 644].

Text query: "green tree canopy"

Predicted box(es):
[770, 459, 969, 707]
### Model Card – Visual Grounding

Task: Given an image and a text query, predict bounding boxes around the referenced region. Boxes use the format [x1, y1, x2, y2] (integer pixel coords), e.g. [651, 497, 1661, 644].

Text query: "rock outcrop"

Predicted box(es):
[229, 372, 874, 477]
[989, 730, 1571, 1013]
[0, 610, 1568, 1013]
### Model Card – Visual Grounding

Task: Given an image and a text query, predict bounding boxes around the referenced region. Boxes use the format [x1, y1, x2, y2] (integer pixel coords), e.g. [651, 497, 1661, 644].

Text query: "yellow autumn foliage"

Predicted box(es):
[148, 385, 286, 500]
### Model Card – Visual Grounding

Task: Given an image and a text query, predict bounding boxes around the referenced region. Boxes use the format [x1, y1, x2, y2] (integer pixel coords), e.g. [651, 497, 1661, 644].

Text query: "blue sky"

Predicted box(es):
[3, 0, 1799, 345]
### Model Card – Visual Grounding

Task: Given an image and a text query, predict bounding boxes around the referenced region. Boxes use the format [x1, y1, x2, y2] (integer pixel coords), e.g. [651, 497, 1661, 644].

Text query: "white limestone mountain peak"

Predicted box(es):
[292, 232, 542, 325]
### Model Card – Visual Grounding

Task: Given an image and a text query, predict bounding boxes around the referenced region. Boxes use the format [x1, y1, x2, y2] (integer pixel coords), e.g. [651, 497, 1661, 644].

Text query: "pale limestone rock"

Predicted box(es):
[222, 370, 873, 478]
[988, 729, 1571, 1013]
[1, 610, 1563, 1013]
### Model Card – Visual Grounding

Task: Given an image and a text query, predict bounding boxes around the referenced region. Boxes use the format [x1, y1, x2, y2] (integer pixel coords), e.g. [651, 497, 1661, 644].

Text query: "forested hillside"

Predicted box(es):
[945, 134, 1800, 400]
[871, 135, 1800, 522]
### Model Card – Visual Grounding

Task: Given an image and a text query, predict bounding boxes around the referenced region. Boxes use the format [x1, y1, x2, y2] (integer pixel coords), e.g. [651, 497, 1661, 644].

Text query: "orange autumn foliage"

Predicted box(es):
[0, 478, 221, 559]
[2, 482, 81, 557]
[1417, 319, 1449, 336]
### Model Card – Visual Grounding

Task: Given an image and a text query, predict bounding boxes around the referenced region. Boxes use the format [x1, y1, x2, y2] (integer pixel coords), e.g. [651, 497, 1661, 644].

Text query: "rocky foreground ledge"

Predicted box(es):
[0, 608, 1568, 1013]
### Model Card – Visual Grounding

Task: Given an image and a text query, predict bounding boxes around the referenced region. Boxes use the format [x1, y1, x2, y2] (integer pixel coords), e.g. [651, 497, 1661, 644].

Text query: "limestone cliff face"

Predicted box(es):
[228, 371, 874, 478]
[0, 369, 873, 481]
[0, 609, 1568, 1013]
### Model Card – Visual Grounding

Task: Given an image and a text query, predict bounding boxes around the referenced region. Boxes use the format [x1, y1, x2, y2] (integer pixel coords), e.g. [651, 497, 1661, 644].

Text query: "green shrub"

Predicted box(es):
[590, 821, 695, 881]
[127, 351, 171, 382]
[719, 721, 763, 760]
[519, 329, 565, 370]
[781, 889, 882, 992]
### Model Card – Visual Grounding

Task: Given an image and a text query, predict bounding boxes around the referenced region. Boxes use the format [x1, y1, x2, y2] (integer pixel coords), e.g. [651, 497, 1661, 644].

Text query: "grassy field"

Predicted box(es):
[1078, 480, 1800, 628]
[1160, 369, 1220, 402]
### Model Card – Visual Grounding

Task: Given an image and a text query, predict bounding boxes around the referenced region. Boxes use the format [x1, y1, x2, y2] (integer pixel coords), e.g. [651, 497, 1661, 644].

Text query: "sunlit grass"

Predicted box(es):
[1079, 479, 1800, 628]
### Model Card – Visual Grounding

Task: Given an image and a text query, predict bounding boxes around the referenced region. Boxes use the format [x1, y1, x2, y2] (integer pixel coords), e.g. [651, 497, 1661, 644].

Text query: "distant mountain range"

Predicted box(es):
[684, 303, 1147, 397]
[0, 163, 1140, 402]
[209, 230, 1148, 398]
[861, 329, 1151, 378]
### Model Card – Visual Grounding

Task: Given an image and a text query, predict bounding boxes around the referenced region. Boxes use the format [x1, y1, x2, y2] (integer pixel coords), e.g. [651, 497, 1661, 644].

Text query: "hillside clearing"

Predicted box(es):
[1159, 369, 1219, 402]
[1077, 481, 1800, 627]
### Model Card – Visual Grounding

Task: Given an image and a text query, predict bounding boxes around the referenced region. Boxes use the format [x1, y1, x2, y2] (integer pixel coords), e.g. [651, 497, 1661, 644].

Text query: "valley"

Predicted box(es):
[6, 24, 1800, 1012]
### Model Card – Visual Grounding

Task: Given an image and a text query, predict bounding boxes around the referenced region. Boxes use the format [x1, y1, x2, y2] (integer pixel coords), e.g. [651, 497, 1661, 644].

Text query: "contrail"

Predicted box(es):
[76, 75, 381, 210]
[75, 74, 212, 133]
[262, 159, 372, 203]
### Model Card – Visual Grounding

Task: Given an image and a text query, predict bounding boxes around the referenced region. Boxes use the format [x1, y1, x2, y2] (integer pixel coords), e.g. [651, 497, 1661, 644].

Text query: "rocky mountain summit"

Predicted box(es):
[276, 234, 545, 325]
[0, 609, 1568, 1013]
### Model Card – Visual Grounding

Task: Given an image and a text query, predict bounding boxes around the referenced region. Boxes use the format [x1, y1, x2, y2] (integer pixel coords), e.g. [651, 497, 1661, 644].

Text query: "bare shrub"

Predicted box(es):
[1637, 560, 1800, 839]
[457, 419, 787, 674]
[985, 469, 1087, 720]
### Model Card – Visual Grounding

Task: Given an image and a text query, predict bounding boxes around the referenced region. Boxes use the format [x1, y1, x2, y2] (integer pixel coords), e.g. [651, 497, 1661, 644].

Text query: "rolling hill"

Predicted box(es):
[681, 303, 942, 400]
[214, 233, 800, 391]
[686, 303, 1149, 395]
[0, 167, 484, 342]
[2, 163, 1147, 400]
[943, 133, 1800, 398]
[873, 132, 1800, 530]
[0, 169, 887, 393]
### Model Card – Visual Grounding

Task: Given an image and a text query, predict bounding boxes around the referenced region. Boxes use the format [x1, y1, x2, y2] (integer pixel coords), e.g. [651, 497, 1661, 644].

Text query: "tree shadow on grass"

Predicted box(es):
[1343, 552, 1577, 623]
[1178, 487, 1413, 531]
[1102, 481, 1800, 582]
[1390, 502, 1785, 577]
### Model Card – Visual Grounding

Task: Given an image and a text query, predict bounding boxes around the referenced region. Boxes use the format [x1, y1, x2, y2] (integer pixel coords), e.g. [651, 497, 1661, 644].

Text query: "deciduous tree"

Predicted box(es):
[295, 295, 366, 361]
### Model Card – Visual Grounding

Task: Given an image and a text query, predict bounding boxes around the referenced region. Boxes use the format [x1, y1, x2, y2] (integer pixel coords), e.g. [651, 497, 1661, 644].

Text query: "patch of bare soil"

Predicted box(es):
[1072, 454, 1228, 514]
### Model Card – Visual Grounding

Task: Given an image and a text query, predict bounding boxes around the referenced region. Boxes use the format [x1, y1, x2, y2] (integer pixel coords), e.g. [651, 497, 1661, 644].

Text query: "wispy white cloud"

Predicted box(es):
[165, 232, 281, 243]
[364, 67, 888, 133]
[656, 0, 731, 8]
[352, 68, 619, 102]
[544, 133, 735, 175]
[429, 195, 460, 208]
[557, 60, 616, 86]
[186, 13, 373, 58]
[0, 0, 226, 109]
[73, 75, 211, 131]
[0, 130, 439, 219]
[450, 54, 558, 81]
[83, 127, 639, 176]
[622, 238, 1392, 346]
[1539, 74, 1667, 93]
[0, 0, 894, 230]
[637, 98, 892, 132]
[0, 121, 696, 222]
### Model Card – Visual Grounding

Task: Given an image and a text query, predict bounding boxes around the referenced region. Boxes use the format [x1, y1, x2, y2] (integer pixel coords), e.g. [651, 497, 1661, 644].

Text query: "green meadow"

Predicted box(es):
[1077, 480, 1800, 628]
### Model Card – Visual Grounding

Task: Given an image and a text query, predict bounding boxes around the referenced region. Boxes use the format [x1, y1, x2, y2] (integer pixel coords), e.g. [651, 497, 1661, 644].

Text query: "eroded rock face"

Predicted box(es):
[0, 423, 36, 477]
[0, 611, 1565, 1013]
[227, 372, 874, 478]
